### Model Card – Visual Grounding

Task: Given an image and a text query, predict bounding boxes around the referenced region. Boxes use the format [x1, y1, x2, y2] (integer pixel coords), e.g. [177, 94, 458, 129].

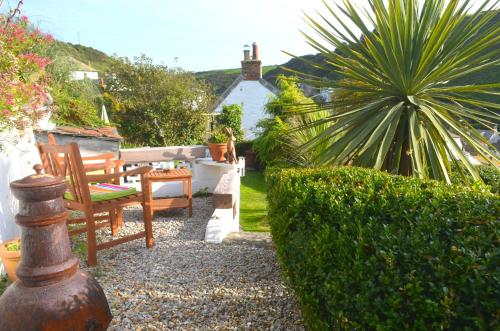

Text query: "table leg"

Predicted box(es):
[142, 177, 154, 248]
[188, 177, 192, 218]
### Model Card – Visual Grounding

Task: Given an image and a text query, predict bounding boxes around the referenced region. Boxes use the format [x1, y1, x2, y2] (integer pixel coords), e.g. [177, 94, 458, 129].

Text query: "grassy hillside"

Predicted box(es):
[52, 41, 116, 73]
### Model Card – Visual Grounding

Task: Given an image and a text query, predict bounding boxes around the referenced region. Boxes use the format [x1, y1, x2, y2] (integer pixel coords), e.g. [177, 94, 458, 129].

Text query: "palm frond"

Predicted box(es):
[289, 0, 500, 182]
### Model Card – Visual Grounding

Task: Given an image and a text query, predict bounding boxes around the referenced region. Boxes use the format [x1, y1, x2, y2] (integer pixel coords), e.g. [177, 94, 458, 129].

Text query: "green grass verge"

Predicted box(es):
[240, 170, 269, 232]
[0, 274, 8, 296]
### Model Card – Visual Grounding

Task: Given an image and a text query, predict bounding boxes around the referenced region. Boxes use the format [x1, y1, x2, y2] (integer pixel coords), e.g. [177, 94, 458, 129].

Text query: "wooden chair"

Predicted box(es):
[38, 142, 154, 266]
[44, 133, 127, 229]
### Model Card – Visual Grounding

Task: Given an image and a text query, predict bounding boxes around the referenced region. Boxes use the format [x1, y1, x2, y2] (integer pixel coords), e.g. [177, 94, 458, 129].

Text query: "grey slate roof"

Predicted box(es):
[211, 75, 278, 112]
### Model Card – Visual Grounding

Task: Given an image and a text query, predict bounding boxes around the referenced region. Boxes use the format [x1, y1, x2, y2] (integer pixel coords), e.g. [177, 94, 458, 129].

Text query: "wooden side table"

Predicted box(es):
[144, 168, 193, 217]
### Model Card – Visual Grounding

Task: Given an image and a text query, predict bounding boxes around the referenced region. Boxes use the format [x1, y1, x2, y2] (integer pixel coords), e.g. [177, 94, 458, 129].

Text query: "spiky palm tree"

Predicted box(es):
[290, 0, 500, 181]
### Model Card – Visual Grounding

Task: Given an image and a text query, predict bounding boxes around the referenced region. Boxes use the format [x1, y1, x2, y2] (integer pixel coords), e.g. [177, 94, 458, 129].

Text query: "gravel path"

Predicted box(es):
[82, 197, 303, 330]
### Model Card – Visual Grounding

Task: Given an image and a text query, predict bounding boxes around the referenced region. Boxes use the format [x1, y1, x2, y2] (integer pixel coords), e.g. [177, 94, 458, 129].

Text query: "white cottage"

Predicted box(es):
[213, 43, 278, 139]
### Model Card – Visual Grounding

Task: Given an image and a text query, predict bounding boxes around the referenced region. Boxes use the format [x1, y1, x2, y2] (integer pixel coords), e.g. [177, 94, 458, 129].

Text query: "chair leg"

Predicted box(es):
[143, 203, 154, 248]
[110, 210, 118, 236]
[85, 206, 98, 267]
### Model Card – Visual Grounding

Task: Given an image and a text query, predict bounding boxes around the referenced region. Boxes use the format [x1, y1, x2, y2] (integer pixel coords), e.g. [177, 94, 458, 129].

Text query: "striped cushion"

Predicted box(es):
[64, 183, 137, 202]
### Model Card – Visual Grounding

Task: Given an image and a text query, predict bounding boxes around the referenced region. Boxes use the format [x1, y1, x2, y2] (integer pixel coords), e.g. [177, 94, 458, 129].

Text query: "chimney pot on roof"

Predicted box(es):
[241, 42, 262, 80]
[252, 42, 259, 60]
[243, 44, 250, 61]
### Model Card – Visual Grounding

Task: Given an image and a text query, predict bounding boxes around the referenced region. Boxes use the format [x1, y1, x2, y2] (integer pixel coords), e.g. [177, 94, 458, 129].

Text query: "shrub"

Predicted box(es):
[207, 126, 226, 144]
[50, 80, 104, 128]
[478, 165, 500, 193]
[0, 14, 53, 139]
[105, 55, 215, 147]
[253, 76, 331, 168]
[217, 104, 243, 143]
[451, 165, 500, 194]
[267, 166, 499, 330]
[235, 140, 254, 156]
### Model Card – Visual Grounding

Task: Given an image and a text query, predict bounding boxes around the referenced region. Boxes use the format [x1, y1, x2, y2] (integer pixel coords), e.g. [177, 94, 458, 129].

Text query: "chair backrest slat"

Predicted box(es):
[38, 142, 91, 204]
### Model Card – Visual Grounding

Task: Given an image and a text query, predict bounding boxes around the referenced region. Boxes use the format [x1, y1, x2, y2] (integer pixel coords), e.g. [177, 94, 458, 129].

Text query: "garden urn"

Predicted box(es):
[0, 165, 112, 331]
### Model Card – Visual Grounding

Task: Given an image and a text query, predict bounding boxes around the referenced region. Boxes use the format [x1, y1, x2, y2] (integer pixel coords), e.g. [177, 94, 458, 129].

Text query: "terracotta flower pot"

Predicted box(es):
[207, 143, 227, 162]
[0, 238, 21, 282]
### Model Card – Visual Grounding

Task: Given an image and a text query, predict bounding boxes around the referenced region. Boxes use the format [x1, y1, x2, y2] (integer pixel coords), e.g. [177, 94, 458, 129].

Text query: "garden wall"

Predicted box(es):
[0, 131, 41, 275]
[267, 166, 499, 330]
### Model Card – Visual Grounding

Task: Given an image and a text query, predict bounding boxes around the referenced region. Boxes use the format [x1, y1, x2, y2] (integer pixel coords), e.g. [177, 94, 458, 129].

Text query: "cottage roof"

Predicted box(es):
[44, 126, 122, 140]
[211, 75, 278, 112]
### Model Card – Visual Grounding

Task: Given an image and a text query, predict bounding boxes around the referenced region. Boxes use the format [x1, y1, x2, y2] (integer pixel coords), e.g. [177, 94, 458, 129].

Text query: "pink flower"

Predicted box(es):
[5, 96, 14, 106]
[19, 53, 52, 69]
[44, 34, 54, 43]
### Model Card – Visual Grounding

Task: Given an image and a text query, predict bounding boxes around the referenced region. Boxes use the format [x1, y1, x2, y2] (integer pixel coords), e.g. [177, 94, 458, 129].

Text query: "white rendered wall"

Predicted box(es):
[122, 157, 245, 197]
[0, 130, 41, 275]
[214, 80, 275, 139]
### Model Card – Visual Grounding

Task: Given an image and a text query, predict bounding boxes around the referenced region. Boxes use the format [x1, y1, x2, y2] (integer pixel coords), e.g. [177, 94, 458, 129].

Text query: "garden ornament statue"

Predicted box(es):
[0, 164, 112, 331]
[224, 127, 238, 164]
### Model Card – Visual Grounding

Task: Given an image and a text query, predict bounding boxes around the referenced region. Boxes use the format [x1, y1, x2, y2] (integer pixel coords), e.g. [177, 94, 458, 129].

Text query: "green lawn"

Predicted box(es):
[240, 170, 269, 232]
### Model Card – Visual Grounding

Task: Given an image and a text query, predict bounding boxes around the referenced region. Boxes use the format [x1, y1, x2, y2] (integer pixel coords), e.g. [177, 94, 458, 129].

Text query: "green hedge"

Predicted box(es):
[477, 165, 499, 194]
[267, 167, 500, 330]
[451, 165, 500, 194]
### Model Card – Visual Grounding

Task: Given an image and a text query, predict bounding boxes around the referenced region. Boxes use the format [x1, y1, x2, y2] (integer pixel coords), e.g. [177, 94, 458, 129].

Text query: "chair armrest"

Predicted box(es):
[113, 160, 125, 167]
[86, 166, 152, 182]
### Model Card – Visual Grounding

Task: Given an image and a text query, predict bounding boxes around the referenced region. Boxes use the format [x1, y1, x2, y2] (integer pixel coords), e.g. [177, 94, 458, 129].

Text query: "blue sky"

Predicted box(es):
[2, 0, 489, 72]
[2, 0, 334, 72]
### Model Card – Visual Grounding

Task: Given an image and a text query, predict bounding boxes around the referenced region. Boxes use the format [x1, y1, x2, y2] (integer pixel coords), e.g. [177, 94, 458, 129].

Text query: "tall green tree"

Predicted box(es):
[105, 55, 215, 147]
[254, 76, 330, 167]
[290, 0, 500, 182]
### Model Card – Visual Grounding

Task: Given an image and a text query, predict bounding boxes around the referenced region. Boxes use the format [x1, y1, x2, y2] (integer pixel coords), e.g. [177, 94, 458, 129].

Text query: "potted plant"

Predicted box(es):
[0, 238, 21, 282]
[207, 126, 228, 162]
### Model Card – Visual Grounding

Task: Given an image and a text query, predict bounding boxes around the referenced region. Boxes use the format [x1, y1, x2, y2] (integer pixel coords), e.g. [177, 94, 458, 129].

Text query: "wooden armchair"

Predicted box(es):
[38, 142, 154, 266]
[43, 133, 129, 229]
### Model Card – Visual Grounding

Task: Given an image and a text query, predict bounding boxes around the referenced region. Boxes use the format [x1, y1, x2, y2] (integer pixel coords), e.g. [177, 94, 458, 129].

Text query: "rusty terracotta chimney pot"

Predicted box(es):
[252, 42, 259, 60]
[0, 165, 112, 331]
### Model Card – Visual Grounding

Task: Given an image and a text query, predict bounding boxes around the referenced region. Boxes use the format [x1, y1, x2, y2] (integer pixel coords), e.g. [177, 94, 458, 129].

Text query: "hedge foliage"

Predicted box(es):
[267, 167, 499, 330]
[478, 165, 500, 193]
[217, 104, 243, 143]
[450, 165, 500, 194]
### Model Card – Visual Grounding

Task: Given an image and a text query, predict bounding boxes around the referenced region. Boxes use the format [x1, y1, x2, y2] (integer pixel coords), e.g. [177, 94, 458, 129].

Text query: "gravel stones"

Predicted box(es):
[82, 197, 303, 330]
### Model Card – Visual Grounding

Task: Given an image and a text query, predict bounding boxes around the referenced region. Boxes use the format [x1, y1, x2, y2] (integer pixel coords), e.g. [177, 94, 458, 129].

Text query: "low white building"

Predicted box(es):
[213, 43, 278, 139]
[70, 70, 99, 81]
